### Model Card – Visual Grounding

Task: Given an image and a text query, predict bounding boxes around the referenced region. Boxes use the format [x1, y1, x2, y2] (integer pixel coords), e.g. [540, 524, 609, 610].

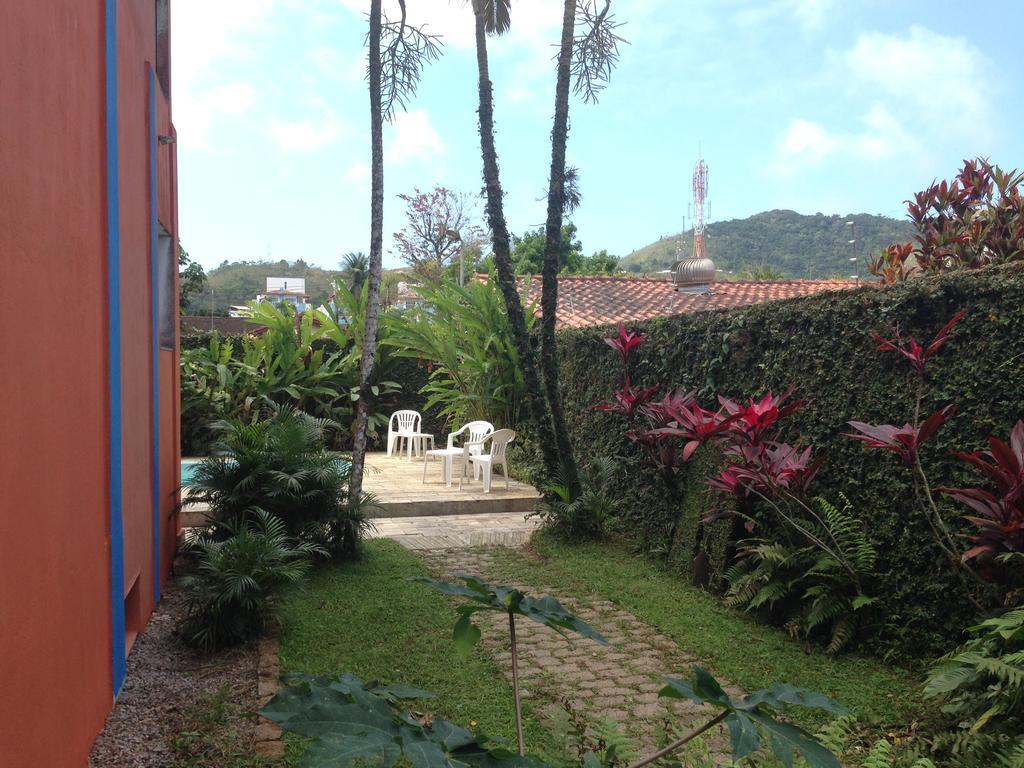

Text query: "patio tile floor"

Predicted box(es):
[363, 451, 540, 518]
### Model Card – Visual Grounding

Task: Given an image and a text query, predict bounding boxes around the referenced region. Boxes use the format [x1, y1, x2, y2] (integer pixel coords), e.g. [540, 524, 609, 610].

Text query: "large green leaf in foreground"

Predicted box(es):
[407, 574, 609, 651]
[261, 673, 546, 768]
[660, 667, 847, 768]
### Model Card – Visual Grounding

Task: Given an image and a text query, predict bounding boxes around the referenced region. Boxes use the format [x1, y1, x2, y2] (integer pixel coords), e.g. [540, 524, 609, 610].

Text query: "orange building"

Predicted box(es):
[0, 2, 180, 766]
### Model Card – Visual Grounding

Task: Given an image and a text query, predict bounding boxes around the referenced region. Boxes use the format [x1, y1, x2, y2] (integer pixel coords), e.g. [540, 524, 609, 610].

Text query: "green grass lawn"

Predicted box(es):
[277, 539, 563, 764]
[487, 533, 923, 732]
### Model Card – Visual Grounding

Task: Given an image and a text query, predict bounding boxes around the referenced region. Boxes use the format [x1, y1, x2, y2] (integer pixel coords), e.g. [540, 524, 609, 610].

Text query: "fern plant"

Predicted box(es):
[534, 456, 622, 539]
[180, 510, 323, 651]
[924, 607, 1024, 766]
[724, 495, 877, 652]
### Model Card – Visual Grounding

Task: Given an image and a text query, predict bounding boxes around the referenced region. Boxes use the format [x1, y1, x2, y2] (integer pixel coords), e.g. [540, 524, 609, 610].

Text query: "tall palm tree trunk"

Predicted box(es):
[349, 0, 385, 501]
[473, 9, 560, 479]
[540, 0, 582, 495]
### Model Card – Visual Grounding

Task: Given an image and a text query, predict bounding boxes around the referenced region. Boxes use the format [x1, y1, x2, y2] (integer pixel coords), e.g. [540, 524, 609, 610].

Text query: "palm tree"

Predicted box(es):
[348, 0, 386, 501]
[539, 0, 583, 496]
[350, 1, 440, 502]
[471, 0, 561, 480]
[341, 251, 369, 293]
[539, 0, 625, 496]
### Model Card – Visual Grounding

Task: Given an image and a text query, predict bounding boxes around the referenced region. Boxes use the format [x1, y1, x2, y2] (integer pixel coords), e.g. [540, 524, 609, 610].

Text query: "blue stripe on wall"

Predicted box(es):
[149, 67, 161, 604]
[105, 0, 127, 697]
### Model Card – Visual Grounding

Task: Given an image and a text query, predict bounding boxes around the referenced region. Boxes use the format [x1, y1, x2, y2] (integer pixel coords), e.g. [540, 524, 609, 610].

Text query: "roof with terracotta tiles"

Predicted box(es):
[511, 275, 856, 329]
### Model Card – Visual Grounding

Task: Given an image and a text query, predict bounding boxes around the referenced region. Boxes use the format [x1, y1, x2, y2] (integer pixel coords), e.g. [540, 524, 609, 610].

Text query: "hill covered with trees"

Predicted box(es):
[621, 210, 913, 278]
[184, 259, 342, 315]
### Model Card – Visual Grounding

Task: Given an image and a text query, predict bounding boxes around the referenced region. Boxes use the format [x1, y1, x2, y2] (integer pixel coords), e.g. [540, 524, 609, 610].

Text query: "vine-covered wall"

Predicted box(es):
[528, 265, 1024, 659]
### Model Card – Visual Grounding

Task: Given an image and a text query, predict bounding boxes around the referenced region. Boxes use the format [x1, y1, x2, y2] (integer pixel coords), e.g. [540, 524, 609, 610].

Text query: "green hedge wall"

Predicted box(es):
[530, 265, 1024, 659]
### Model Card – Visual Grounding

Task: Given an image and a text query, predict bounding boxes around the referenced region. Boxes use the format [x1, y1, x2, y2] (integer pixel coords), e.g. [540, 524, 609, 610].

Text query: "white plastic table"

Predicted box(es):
[422, 446, 463, 486]
[397, 431, 434, 460]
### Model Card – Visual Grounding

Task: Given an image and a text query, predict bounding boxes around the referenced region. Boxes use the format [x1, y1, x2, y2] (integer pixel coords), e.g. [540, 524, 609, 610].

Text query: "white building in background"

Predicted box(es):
[257, 277, 311, 311]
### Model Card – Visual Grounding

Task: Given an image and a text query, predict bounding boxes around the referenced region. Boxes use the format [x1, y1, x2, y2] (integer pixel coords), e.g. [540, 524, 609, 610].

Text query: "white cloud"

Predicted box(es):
[175, 82, 256, 149]
[268, 109, 346, 152]
[844, 25, 993, 138]
[344, 161, 370, 184]
[386, 109, 444, 164]
[776, 105, 918, 170]
[775, 25, 995, 171]
[789, 0, 833, 31]
[779, 119, 836, 163]
[171, 0, 274, 148]
[734, 0, 834, 34]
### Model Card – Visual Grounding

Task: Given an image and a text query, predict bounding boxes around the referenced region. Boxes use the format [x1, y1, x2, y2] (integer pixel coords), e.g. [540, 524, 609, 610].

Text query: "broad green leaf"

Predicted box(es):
[454, 613, 482, 652]
[272, 700, 397, 740]
[740, 683, 847, 715]
[298, 732, 401, 768]
[400, 726, 451, 768]
[746, 711, 841, 768]
[520, 596, 608, 645]
[410, 575, 606, 645]
[724, 710, 762, 760]
[660, 668, 731, 709]
[372, 683, 436, 702]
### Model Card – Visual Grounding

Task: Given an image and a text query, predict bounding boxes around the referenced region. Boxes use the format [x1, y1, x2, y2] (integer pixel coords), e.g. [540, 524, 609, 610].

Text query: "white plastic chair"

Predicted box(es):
[461, 428, 515, 493]
[386, 410, 421, 457]
[448, 420, 494, 477]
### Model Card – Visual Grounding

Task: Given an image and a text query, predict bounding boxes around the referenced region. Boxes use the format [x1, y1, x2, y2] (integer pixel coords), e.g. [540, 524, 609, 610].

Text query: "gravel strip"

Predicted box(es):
[88, 580, 264, 767]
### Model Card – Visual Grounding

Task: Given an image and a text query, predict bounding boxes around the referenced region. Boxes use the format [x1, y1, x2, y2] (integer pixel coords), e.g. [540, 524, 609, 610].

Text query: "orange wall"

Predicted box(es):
[119, 0, 157, 630]
[0, 2, 113, 764]
[0, 1, 179, 765]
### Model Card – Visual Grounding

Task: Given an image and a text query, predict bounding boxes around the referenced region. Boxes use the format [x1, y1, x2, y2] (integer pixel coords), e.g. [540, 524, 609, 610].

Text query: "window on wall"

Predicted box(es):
[158, 232, 174, 349]
[155, 0, 170, 96]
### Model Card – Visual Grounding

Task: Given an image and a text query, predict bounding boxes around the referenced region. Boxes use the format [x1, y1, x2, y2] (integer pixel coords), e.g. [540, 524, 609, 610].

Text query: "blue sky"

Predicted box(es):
[172, 0, 1024, 271]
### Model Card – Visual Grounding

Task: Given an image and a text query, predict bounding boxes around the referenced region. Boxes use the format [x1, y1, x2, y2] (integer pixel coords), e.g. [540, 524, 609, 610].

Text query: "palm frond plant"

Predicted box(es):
[534, 456, 622, 539]
[383, 277, 536, 429]
[185, 406, 370, 557]
[180, 510, 323, 652]
[315, 278, 402, 446]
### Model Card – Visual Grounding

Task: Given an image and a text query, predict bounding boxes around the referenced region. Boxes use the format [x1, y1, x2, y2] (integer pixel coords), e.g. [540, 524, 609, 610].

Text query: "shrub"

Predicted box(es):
[186, 406, 371, 558]
[870, 158, 1024, 283]
[534, 456, 622, 540]
[180, 510, 322, 651]
[179, 283, 403, 455]
[924, 607, 1024, 766]
[724, 494, 877, 653]
[383, 277, 537, 429]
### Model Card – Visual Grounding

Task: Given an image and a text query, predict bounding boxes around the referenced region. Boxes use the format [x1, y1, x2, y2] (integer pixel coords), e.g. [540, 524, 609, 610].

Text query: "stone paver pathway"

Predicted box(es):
[367, 511, 541, 550]
[417, 547, 736, 763]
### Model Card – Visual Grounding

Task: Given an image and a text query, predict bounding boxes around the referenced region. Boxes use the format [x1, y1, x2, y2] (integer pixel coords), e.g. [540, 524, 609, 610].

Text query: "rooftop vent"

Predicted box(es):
[672, 256, 715, 293]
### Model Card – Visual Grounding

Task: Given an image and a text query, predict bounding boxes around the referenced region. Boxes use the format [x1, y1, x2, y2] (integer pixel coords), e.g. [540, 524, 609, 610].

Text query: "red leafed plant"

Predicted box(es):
[845, 405, 957, 465]
[940, 420, 1024, 562]
[868, 158, 1024, 283]
[594, 383, 659, 420]
[709, 442, 822, 500]
[603, 322, 647, 378]
[870, 242, 918, 285]
[718, 386, 806, 444]
[651, 402, 737, 461]
[871, 310, 965, 377]
[846, 309, 990, 597]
